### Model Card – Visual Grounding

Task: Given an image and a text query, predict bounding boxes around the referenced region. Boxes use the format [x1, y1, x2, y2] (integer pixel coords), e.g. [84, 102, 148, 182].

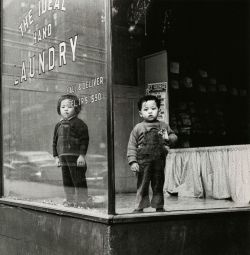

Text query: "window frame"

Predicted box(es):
[0, 0, 116, 217]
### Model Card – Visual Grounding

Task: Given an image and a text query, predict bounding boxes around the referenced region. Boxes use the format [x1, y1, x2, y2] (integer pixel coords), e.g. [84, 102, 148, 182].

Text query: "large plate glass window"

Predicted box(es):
[2, 0, 109, 214]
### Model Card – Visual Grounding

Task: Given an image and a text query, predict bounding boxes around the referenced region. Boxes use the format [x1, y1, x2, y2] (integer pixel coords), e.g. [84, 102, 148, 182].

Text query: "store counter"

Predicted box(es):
[164, 144, 250, 203]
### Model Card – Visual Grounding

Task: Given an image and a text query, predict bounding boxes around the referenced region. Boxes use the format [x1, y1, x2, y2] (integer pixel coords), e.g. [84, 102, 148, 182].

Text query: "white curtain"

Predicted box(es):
[164, 145, 250, 203]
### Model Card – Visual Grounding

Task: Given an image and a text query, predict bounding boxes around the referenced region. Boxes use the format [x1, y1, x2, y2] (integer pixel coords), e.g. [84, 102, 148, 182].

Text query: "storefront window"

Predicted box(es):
[112, 0, 250, 214]
[2, 0, 250, 217]
[2, 0, 109, 214]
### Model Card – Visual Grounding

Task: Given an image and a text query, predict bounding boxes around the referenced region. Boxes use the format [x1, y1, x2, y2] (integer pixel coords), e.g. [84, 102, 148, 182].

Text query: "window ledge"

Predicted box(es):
[1, 198, 250, 225]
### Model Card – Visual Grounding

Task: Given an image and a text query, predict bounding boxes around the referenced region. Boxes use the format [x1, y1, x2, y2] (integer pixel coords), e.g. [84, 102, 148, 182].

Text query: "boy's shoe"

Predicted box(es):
[156, 208, 165, 212]
[132, 208, 143, 213]
[63, 200, 75, 207]
[76, 201, 87, 209]
[86, 196, 94, 208]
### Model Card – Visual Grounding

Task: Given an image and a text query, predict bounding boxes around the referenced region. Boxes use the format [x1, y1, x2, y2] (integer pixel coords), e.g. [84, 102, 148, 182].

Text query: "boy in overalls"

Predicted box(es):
[127, 95, 177, 212]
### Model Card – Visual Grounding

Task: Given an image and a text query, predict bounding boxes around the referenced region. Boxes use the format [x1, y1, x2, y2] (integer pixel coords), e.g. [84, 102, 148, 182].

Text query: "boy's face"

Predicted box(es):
[139, 100, 159, 122]
[60, 99, 75, 119]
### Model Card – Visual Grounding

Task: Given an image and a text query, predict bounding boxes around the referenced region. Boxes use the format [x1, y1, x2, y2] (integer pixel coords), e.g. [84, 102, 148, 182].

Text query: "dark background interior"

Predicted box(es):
[145, 0, 249, 86]
[112, 0, 250, 147]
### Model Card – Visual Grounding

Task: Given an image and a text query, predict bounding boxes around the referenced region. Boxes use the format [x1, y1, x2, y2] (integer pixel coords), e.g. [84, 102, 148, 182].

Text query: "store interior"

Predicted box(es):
[112, 0, 249, 148]
[111, 0, 250, 214]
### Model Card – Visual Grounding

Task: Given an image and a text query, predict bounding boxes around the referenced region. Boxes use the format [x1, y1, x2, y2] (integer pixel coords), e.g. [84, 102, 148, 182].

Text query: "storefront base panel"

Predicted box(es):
[110, 211, 250, 255]
[0, 203, 110, 255]
[0, 203, 250, 255]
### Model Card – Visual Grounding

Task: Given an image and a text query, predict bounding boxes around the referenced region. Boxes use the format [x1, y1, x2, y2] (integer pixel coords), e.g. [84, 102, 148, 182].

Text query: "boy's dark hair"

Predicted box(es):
[57, 94, 81, 115]
[137, 95, 161, 110]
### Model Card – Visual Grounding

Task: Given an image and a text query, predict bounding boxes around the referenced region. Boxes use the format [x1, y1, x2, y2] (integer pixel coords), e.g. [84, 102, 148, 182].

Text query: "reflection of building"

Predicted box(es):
[3, 0, 107, 156]
[1, 0, 250, 254]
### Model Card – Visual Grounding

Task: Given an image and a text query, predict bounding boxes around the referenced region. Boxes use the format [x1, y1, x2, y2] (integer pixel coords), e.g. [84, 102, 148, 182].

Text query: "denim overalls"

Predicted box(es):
[136, 126, 167, 209]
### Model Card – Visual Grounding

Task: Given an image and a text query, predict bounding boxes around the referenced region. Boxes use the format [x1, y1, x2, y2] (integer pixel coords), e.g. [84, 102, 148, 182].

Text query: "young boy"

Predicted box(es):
[53, 94, 89, 207]
[127, 95, 177, 213]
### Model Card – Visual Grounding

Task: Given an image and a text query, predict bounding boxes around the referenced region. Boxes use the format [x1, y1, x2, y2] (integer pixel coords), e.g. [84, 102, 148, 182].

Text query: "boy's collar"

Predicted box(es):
[143, 119, 159, 123]
[60, 115, 77, 121]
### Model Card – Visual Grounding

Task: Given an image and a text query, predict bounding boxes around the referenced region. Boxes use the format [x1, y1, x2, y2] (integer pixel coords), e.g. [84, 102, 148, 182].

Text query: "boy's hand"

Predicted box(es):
[77, 155, 86, 167]
[164, 145, 170, 153]
[159, 128, 169, 141]
[162, 130, 169, 140]
[55, 157, 61, 167]
[130, 162, 139, 172]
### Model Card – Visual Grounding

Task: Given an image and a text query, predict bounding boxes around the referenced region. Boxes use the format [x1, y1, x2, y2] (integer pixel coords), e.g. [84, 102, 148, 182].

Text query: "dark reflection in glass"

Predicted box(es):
[53, 94, 89, 208]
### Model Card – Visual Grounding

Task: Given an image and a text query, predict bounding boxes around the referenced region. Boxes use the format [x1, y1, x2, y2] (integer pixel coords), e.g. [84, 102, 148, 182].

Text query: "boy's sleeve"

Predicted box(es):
[78, 121, 89, 155]
[127, 127, 138, 165]
[166, 124, 178, 146]
[52, 123, 59, 157]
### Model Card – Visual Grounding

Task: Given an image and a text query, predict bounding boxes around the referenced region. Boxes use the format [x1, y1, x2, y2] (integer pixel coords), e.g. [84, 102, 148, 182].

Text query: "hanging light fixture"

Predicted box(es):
[127, 0, 152, 36]
[112, 6, 119, 17]
[162, 8, 175, 34]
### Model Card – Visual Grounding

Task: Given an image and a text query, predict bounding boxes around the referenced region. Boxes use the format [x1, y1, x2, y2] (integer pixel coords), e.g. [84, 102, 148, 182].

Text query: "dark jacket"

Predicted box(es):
[53, 116, 89, 157]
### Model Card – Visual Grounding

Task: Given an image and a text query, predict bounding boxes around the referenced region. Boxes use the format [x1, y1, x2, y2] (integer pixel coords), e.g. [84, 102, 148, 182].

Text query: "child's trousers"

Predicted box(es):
[60, 155, 88, 202]
[136, 158, 166, 210]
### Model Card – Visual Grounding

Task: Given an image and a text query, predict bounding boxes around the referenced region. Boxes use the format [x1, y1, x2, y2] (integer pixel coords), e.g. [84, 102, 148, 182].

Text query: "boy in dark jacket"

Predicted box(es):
[53, 94, 89, 207]
[127, 95, 177, 213]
